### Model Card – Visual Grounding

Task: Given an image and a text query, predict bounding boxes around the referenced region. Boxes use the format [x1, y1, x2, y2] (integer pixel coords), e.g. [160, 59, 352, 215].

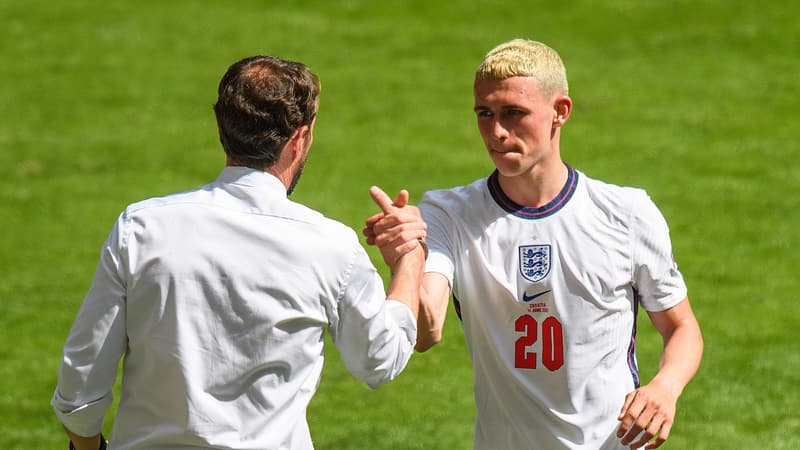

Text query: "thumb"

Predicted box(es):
[370, 186, 395, 214]
[393, 189, 409, 208]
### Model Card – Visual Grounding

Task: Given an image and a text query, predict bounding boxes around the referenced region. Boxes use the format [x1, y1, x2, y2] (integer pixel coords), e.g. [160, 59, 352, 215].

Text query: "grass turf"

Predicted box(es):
[1, 0, 798, 448]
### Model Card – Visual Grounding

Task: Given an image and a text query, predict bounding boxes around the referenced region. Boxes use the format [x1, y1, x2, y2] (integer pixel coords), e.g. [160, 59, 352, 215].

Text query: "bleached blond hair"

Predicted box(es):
[476, 39, 569, 96]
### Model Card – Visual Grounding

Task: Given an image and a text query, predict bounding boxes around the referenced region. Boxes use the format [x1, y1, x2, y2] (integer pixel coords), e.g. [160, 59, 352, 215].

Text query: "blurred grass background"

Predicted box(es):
[1, 0, 798, 448]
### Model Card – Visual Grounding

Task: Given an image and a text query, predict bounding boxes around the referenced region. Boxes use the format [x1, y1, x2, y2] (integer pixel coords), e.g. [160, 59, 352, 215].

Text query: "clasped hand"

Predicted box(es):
[362, 186, 427, 268]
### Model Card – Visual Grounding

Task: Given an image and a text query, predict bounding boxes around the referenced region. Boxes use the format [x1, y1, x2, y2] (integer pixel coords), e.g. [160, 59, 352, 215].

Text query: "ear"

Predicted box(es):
[287, 124, 311, 159]
[552, 95, 573, 128]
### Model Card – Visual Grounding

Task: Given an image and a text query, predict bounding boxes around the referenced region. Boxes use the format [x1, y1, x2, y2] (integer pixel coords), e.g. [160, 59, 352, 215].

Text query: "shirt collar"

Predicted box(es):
[487, 163, 579, 220]
[215, 166, 287, 197]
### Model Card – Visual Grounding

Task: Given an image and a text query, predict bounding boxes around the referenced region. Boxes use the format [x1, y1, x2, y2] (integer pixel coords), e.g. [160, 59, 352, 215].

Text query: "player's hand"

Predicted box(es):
[363, 187, 407, 245]
[616, 378, 680, 449]
[363, 186, 426, 268]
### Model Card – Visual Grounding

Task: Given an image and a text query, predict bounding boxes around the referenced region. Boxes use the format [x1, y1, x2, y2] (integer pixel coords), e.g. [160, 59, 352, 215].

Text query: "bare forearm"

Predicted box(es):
[415, 273, 451, 352]
[386, 246, 425, 319]
[415, 303, 442, 352]
[653, 318, 703, 396]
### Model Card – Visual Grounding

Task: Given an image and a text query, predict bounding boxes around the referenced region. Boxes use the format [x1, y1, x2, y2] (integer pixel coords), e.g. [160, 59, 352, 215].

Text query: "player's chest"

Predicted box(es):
[476, 215, 629, 276]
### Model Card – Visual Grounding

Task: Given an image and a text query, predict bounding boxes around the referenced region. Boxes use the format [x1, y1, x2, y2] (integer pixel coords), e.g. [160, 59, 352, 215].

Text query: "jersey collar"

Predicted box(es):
[488, 164, 579, 219]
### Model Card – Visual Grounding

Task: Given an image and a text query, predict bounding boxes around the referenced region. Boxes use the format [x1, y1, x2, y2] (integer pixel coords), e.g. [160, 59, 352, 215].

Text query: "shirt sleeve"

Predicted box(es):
[631, 192, 688, 311]
[329, 244, 417, 390]
[419, 195, 456, 286]
[51, 213, 129, 436]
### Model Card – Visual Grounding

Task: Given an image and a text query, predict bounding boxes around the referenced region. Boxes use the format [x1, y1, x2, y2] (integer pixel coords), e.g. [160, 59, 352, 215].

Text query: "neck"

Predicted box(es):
[497, 160, 569, 208]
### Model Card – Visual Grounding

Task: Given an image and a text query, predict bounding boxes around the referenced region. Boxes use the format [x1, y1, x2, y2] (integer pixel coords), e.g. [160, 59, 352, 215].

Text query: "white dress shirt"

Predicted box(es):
[52, 167, 416, 449]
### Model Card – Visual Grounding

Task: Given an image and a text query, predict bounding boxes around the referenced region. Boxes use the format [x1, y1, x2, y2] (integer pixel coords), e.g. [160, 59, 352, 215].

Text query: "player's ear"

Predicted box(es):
[552, 95, 572, 128]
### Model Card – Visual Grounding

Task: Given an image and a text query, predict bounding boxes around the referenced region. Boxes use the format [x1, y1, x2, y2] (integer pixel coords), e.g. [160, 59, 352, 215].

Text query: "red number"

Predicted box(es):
[514, 315, 538, 368]
[541, 316, 564, 371]
[514, 314, 564, 371]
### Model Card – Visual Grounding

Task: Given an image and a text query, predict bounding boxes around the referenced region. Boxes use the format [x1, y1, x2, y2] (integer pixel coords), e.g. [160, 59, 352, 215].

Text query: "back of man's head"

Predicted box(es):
[214, 56, 320, 169]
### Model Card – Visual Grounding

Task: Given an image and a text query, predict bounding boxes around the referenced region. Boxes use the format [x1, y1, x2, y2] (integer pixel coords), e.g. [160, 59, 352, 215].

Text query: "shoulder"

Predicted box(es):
[315, 213, 360, 244]
[270, 199, 361, 252]
[284, 202, 365, 258]
[122, 184, 357, 244]
[579, 172, 663, 220]
[123, 182, 332, 224]
[123, 184, 213, 217]
[579, 172, 670, 234]
[582, 173, 650, 209]
[420, 177, 488, 214]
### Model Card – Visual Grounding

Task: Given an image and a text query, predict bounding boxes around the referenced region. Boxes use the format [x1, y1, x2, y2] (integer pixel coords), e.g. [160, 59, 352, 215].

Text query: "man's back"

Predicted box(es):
[53, 54, 427, 450]
[56, 167, 413, 449]
[112, 167, 348, 447]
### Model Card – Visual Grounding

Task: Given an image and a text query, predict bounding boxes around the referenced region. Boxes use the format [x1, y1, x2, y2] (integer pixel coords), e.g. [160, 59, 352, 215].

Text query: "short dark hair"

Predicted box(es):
[213, 56, 320, 169]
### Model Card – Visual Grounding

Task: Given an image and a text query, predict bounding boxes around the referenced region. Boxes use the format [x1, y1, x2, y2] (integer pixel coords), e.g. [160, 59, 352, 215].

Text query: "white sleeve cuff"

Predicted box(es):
[384, 299, 417, 347]
[51, 390, 111, 437]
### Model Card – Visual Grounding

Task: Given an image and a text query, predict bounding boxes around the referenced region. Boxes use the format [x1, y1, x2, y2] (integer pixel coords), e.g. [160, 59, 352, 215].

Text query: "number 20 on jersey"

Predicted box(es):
[514, 314, 564, 371]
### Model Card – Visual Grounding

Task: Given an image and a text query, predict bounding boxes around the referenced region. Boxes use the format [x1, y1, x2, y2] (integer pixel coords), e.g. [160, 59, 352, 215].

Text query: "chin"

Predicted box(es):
[490, 152, 520, 170]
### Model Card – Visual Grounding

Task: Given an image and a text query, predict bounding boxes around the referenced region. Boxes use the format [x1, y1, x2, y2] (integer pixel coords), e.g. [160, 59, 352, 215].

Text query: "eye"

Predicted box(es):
[506, 109, 525, 117]
[475, 109, 493, 118]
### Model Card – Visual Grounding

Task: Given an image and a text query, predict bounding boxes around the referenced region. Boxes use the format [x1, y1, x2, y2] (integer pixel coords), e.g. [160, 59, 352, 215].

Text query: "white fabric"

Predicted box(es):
[419, 166, 686, 450]
[52, 166, 416, 449]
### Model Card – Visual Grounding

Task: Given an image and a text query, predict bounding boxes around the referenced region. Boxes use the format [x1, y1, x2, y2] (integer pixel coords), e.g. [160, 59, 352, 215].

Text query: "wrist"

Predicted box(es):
[417, 238, 428, 259]
[69, 433, 107, 450]
[650, 375, 684, 400]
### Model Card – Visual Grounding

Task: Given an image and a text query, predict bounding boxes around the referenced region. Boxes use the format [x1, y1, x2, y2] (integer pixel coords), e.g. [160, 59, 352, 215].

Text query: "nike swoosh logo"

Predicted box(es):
[522, 290, 551, 302]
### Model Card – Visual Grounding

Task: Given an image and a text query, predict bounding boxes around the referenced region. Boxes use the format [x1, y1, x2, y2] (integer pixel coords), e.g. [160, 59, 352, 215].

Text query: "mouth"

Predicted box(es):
[490, 146, 515, 155]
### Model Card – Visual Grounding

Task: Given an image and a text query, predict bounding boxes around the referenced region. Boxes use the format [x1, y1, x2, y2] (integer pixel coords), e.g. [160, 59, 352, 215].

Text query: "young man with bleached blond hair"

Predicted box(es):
[366, 38, 703, 449]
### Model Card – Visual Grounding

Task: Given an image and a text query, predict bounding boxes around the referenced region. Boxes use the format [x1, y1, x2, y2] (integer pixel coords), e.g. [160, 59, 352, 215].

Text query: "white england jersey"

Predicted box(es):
[419, 165, 687, 450]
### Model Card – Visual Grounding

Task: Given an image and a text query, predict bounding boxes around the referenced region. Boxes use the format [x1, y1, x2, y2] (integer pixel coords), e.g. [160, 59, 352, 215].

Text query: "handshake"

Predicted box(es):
[362, 186, 428, 270]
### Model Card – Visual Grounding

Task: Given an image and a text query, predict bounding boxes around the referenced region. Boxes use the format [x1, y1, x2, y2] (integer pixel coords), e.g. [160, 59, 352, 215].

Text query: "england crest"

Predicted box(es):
[519, 245, 551, 283]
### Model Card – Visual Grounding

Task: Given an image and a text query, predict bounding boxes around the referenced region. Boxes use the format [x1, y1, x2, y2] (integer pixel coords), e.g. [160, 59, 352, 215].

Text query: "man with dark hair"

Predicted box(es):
[52, 55, 427, 450]
[214, 56, 320, 176]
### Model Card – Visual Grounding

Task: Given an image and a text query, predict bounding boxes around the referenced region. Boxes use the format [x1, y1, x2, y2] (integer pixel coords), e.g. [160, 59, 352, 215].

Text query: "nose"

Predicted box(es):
[490, 118, 509, 141]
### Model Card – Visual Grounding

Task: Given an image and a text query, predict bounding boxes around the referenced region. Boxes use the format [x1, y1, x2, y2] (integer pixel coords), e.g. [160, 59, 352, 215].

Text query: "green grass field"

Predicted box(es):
[1, 0, 798, 448]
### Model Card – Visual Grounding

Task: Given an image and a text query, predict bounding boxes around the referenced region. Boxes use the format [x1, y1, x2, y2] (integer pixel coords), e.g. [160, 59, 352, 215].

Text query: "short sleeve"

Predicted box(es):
[631, 193, 687, 311]
[419, 193, 456, 286]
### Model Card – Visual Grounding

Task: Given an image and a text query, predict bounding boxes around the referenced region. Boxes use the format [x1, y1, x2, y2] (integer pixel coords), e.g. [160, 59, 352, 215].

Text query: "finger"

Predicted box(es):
[365, 212, 384, 228]
[620, 410, 649, 445]
[370, 186, 395, 214]
[372, 214, 401, 234]
[617, 392, 638, 437]
[389, 237, 424, 258]
[393, 189, 409, 208]
[627, 428, 654, 449]
[645, 418, 672, 449]
[372, 212, 425, 238]
[618, 391, 636, 420]
[373, 224, 427, 247]
[362, 226, 377, 245]
[621, 425, 644, 447]
[622, 407, 655, 447]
